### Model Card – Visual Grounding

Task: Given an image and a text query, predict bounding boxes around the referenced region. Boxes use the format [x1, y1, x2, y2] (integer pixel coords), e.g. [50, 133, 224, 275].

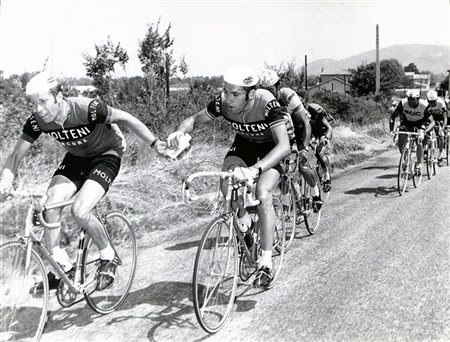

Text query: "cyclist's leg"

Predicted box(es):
[398, 125, 408, 153]
[416, 125, 425, 169]
[316, 134, 331, 191]
[70, 154, 121, 290]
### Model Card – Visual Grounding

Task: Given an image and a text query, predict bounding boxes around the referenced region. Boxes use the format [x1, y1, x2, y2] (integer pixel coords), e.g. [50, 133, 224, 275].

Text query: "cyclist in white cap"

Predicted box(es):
[168, 66, 291, 288]
[426, 90, 447, 166]
[389, 89, 435, 175]
[0, 71, 168, 291]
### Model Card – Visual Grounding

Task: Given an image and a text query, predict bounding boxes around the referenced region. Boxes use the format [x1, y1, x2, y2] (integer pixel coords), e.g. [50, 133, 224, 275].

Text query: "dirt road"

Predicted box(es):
[40, 150, 450, 342]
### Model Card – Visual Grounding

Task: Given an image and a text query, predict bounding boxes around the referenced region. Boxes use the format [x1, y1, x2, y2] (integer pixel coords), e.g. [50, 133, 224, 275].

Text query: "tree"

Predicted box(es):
[179, 55, 189, 78]
[404, 62, 419, 73]
[83, 36, 129, 100]
[138, 18, 177, 104]
[349, 58, 404, 96]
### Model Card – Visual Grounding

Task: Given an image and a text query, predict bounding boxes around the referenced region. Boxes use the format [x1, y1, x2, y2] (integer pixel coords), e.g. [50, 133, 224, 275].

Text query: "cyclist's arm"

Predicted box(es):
[321, 117, 333, 139]
[254, 124, 290, 172]
[424, 115, 435, 134]
[1, 137, 33, 178]
[290, 105, 311, 150]
[109, 108, 161, 147]
[176, 109, 212, 134]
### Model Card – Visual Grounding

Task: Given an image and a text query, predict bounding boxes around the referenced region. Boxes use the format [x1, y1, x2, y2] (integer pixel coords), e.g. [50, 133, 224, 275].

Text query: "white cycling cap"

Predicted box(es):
[426, 90, 438, 101]
[259, 69, 280, 88]
[406, 89, 420, 98]
[224, 66, 259, 87]
[25, 71, 59, 96]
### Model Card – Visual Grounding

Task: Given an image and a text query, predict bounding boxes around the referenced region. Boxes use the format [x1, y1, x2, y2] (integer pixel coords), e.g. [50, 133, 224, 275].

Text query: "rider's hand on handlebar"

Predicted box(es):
[233, 166, 259, 185]
[298, 148, 309, 163]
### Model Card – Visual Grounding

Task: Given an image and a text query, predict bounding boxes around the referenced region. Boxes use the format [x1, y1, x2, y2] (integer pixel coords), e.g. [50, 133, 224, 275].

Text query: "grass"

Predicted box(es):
[0, 120, 394, 245]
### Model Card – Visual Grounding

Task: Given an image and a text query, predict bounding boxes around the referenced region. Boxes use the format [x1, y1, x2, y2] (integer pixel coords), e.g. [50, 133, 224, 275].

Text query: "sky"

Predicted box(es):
[1, 0, 449, 79]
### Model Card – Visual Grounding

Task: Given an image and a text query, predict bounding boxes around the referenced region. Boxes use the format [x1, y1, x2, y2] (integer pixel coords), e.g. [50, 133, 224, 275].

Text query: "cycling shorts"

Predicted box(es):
[399, 120, 427, 132]
[225, 134, 283, 174]
[53, 153, 121, 192]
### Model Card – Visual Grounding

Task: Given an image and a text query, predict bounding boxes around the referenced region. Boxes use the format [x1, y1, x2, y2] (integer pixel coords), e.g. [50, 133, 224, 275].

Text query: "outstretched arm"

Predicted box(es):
[1, 138, 33, 192]
[168, 109, 212, 149]
[109, 108, 164, 150]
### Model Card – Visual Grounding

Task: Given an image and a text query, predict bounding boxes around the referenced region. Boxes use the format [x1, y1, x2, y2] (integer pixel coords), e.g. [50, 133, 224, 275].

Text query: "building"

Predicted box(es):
[308, 70, 351, 95]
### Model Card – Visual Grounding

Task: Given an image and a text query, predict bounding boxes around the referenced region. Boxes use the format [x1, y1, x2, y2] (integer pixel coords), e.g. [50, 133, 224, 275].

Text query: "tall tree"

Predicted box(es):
[83, 36, 129, 100]
[138, 18, 177, 104]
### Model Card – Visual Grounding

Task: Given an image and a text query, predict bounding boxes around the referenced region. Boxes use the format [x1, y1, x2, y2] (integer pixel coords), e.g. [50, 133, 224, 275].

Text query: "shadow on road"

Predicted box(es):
[165, 240, 199, 251]
[375, 173, 398, 179]
[361, 165, 397, 170]
[44, 280, 257, 341]
[344, 186, 398, 197]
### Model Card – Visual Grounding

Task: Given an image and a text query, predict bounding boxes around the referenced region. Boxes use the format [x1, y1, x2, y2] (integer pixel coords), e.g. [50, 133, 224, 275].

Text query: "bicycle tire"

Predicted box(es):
[411, 152, 421, 188]
[302, 181, 322, 235]
[0, 241, 49, 342]
[277, 177, 296, 252]
[425, 146, 432, 180]
[193, 216, 238, 333]
[83, 212, 137, 314]
[446, 134, 449, 166]
[397, 149, 410, 196]
[266, 197, 286, 289]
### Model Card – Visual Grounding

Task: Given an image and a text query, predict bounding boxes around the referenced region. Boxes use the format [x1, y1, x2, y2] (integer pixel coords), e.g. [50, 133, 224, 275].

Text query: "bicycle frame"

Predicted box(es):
[183, 171, 261, 264]
[18, 194, 100, 295]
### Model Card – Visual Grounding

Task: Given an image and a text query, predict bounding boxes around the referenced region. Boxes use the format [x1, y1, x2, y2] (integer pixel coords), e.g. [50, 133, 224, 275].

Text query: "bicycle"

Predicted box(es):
[394, 129, 422, 196]
[0, 191, 137, 342]
[444, 125, 450, 166]
[424, 129, 438, 179]
[310, 137, 332, 202]
[183, 170, 286, 333]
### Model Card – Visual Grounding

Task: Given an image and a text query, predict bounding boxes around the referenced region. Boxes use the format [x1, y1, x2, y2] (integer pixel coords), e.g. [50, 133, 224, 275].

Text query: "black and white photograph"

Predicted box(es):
[0, 0, 449, 341]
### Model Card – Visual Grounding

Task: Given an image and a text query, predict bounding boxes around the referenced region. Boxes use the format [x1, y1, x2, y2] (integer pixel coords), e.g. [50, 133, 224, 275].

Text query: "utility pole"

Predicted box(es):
[375, 24, 380, 95]
[304, 55, 308, 91]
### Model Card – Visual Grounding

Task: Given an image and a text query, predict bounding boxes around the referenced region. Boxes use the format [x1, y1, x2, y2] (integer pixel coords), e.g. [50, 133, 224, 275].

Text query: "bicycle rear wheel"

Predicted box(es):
[266, 197, 286, 289]
[397, 150, 410, 196]
[0, 241, 49, 342]
[83, 213, 137, 314]
[276, 177, 296, 252]
[193, 216, 238, 333]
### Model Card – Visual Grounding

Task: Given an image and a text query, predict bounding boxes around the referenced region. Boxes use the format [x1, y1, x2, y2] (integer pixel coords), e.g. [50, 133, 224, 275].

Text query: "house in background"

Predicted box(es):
[308, 69, 352, 95]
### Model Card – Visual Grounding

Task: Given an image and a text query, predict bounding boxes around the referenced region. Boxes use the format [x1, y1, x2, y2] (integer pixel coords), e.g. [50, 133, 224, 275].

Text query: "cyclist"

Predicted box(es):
[304, 102, 333, 192]
[426, 90, 448, 167]
[0, 71, 168, 291]
[259, 69, 324, 206]
[389, 89, 435, 175]
[167, 66, 291, 288]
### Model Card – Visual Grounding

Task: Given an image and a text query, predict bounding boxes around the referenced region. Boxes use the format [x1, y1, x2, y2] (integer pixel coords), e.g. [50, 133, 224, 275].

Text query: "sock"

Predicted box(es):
[311, 185, 319, 197]
[259, 250, 272, 269]
[99, 245, 115, 261]
[51, 246, 73, 273]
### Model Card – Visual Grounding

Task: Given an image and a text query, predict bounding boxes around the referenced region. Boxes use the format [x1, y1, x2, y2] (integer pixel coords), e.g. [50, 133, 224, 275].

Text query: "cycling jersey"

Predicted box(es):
[206, 89, 285, 143]
[427, 98, 448, 122]
[396, 98, 431, 124]
[21, 97, 126, 157]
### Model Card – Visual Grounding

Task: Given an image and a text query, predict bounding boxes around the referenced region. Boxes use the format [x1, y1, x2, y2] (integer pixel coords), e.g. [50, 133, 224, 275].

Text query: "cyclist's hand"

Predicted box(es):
[298, 148, 309, 163]
[233, 166, 259, 185]
[155, 140, 169, 157]
[167, 131, 184, 150]
[319, 136, 329, 146]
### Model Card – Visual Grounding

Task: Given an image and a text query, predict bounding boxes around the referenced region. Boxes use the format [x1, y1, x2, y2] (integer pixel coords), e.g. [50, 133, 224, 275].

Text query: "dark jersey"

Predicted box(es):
[205, 89, 285, 143]
[306, 103, 328, 131]
[22, 97, 126, 157]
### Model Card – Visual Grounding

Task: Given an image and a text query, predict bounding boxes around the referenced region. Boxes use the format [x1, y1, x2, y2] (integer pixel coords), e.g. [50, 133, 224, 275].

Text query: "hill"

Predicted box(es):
[308, 44, 450, 75]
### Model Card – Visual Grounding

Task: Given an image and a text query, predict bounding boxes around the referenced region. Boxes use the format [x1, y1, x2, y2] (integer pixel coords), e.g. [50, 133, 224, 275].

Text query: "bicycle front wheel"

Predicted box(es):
[0, 241, 49, 342]
[83, 213, 137, 314]
[277, 177, 296, 252]
[193, 216, 239, 334]
[267, 197, 286, 289]
[397, 149, 410, 196]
